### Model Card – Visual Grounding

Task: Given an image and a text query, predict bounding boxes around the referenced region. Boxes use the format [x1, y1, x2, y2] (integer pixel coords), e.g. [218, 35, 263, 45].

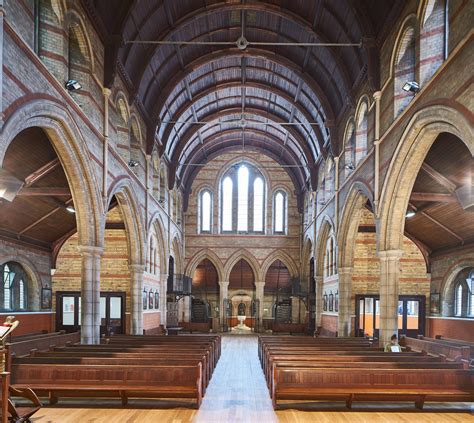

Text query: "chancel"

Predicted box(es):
[0, 0, 472, 422]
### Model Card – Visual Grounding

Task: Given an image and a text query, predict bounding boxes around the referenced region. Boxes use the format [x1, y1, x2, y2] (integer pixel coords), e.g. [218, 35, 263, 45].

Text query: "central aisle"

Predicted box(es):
[193, 334, 278, 423]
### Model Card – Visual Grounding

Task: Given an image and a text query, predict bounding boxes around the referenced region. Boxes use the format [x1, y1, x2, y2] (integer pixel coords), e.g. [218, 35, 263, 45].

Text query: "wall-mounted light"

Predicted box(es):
[66, 206, 76, 214]
[402, 81, 420, 93]
[405, 210, 416, 218]
[128, 160, 139, 168]
[344, 163, 355, 170]
[65, 79, 82, 91]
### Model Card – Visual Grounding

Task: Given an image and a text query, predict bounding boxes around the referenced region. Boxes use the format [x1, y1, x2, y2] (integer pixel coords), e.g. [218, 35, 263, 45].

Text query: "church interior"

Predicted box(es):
[0, 0, 473, 422]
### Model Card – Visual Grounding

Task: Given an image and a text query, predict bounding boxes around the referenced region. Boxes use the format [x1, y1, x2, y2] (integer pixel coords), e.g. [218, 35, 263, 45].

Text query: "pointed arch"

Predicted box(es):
[223, 249, 261, 282]
[0, 99, 103, 248]
[261, 250, 299, 281]
[147, 213, 168, 276]
[316, 216, 336, 277]
[185, 249, 224, 282]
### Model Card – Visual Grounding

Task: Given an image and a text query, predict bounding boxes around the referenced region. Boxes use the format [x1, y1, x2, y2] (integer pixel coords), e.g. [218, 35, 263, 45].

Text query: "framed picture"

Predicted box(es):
[430, 293, 440, 314]
[41, 287, 52, 309]
[323, 294, 328, 312]
[143, 289, 148, 310]
[149, 291, 154, 310]
[154, 292, 160, 309]
[335, 291, 339, 312]
[329, 292, 334, 312]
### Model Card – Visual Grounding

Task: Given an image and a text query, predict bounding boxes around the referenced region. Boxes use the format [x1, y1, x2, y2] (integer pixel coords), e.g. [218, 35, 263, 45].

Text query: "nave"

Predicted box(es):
[31, 335, 473, 423]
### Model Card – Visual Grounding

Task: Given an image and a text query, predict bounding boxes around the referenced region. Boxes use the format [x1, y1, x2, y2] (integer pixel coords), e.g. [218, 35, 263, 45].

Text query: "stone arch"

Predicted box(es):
[170, 234, 184, 275]
[316, 217, 336, 277]
[0, 99, 103, 248]
[301, 237, 314, 281]
[338, 181, 374, 269]
[147, 214, 168, 276]
[261, 251, 299, 281]
[107, 178, 145, 266]
[185, 249, 224, 283]
[440, 262, 474, 317]
[224, 250, 261, 282]
[378, 105, 474, 253]
[0, 254, 44, 310]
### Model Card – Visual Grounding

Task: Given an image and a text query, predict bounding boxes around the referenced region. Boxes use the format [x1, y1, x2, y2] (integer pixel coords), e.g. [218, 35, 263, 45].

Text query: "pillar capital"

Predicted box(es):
[373, 90, 382, 102]
[102, 87, 112, 98]
[378, 249, 403, 260]
[79, 245, 103, 257]
[219, 281, 230, 288]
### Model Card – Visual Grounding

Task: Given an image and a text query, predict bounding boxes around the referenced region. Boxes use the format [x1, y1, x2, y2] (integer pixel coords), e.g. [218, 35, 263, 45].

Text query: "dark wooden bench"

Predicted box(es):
[272, 323, 306, 334]
[11, 363, 203, 407]
[179, 322, 211, 333]
[400, 335, 470, 361]
[271, 367, 474, 409]
[9, 332, 81, 358]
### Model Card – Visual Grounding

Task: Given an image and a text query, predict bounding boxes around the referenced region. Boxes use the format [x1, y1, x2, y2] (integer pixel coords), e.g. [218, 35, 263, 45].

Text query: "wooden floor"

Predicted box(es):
[31, 335, 474, 423]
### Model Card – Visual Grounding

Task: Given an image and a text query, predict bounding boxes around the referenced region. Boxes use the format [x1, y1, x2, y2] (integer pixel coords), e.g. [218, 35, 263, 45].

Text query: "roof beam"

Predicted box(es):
[17, 188, 71, 197]
[421, 163, 457, 193]
[410, 192, 458, 203]
[24, 158, 61, 187]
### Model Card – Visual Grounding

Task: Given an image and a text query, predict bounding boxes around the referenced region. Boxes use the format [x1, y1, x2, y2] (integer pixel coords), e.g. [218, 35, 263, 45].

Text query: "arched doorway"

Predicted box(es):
[228, 259, 256, 331]
[263, 260, 292, 330]
[191, 259, 219, 331]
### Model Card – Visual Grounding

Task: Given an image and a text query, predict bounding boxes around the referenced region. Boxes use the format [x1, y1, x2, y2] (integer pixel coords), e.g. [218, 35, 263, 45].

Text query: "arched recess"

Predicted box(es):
[355, 100, 369, 165]
[343, 119, 356, 179]
[147, 213, 168, 276]
[0, 254, 44, 311]
[107, 179, 145, 267]
[0, 99, 103, 248]
[301, 237, 314, 282]
[316, 217, 337, 277]
[170, 235, 184, 276]
[261, 251, 299, 282]
[378, 106, 474, 253]
[440, 263, 474, 317]
[185, 249, 224, 283]
[224, 250, 261, 283]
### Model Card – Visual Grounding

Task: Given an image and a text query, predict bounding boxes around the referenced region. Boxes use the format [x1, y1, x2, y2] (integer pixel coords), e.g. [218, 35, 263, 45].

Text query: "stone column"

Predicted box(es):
[160, 273, 168, 328]
[254, 282, 265, 332]
[315, 275, 324, 330]
[218, 281, 229, 328]
[129, 264, 145, 335]
[337, 267, 353, 337]
[79, 245, 103, 345]
[379, 249, 402, 345]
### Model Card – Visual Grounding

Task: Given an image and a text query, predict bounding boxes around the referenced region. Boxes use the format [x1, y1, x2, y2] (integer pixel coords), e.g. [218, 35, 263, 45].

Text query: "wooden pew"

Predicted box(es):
[9, 332, 81, 358]
[272, 323, 306, 334]
[271, 366, 474, 409]
[11, 363, 203, 407]
[400, 335, 470, 361]
[179, 322, 211, 333]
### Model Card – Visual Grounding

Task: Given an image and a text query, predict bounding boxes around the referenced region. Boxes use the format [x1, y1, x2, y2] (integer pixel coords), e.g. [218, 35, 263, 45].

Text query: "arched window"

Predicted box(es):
[159, 167, 167, 204]
[237, 165, 249, 231]
[222, 177, 233, 231]
[273, 191, 287, 234]
[324, 236, 337, 277]
[455, 283, 463, 316]
[394, 27, 416, 118]
[355, 102, 368, 165]
[420, 0, 446, 85]
[344, 122, 355, 177]
[67, 21, 91, 106]
[1, 262, 29, 311]
[220, 163, 266, 233]
[253, 177, 264, 232]
[200, 190, 212, 233]
[468, 270, 474, 317]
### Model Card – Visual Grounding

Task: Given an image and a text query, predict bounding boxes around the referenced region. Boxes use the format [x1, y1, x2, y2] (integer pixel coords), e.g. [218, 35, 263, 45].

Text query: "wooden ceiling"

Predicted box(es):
[264, 260, 291, 294]
[192, 259, 219, 292]
[229, 259, 255, 289]
[0, 128, 75, 250]
[407, 133, 474, 254]
[82, 0, 405, 194]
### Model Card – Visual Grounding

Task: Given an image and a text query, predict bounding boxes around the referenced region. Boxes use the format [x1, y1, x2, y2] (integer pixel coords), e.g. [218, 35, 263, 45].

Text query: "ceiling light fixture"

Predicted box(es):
[405, 210, 416, 218]
[402, 81, 420, 94]
[65, 79, 82, 91]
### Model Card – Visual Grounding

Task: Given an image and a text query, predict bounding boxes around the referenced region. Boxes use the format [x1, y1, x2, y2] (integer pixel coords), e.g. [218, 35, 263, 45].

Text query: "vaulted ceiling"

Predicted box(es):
[82, 0, 405, 194]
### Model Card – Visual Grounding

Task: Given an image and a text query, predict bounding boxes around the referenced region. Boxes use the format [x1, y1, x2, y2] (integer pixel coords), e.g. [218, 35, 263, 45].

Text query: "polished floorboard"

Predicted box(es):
[32, 334, 474, 423]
